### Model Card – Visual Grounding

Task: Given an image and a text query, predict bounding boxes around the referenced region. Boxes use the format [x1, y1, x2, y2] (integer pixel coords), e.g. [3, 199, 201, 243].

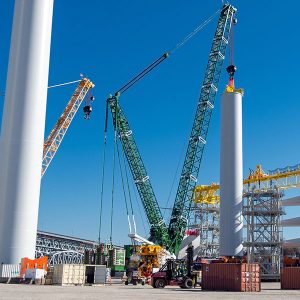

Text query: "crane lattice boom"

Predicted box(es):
[168, 4, 236, 254]
[108, 95, 170, 247]
[42, 78, 94, 176]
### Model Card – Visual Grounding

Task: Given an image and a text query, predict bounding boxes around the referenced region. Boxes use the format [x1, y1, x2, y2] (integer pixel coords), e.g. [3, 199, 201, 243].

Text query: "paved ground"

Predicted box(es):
[0, 282, 300, 300]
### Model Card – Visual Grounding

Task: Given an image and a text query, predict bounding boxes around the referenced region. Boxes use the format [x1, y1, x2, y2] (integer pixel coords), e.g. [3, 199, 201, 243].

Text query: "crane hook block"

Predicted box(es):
[83, 105, 92, 120]
[226, 65, 237, 78]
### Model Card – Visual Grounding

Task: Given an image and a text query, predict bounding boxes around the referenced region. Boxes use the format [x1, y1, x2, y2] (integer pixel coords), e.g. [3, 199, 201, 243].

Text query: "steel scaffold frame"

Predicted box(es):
[243, 188, 284, 280]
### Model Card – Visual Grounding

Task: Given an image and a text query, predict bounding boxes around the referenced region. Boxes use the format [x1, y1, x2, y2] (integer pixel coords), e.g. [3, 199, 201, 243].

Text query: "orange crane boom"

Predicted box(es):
[42, 78, 94, 177]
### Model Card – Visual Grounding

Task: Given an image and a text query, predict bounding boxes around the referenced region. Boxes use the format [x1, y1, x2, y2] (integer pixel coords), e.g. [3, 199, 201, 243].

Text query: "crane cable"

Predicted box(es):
[99, 7, 221, 241]
[168, 8, 221, 54]
[114, 8, 221, 96]
[109, 97, 120, 246]
[229, 18, 235, 65]
[0, 79, 83, 97]
[116, 139, 133, 233]
[115, 54, 168, 96]
[121, 144, 137, 233]
[97, 101, 110, 244]
[47, 79, 81, 89]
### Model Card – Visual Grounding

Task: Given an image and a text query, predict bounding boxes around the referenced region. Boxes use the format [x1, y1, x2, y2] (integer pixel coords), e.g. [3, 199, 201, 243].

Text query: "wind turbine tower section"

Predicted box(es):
[0, 0, 54, 264]
[219, 66, 244, 257]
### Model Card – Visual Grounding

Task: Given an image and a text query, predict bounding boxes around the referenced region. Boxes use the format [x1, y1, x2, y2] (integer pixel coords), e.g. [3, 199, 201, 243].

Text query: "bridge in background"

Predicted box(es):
[36, 230, 98, 266]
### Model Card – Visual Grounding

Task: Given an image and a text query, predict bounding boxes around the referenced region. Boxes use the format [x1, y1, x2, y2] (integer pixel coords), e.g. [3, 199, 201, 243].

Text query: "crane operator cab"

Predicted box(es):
[83, 96, 95, 119]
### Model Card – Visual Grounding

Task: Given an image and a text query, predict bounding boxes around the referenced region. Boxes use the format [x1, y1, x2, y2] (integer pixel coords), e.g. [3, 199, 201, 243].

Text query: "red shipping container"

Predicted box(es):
[201, 263, 261, 292]
[281, 267, 300, 289]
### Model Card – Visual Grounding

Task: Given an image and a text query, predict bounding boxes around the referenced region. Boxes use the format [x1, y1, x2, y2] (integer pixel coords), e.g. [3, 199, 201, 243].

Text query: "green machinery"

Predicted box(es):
[106, 4, 237, 254]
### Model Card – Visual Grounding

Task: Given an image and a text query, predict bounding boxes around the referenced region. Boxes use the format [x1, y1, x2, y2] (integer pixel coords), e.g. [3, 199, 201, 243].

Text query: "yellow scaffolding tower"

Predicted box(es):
[191, 164, 300, 260]
[194, 164, 300, 204]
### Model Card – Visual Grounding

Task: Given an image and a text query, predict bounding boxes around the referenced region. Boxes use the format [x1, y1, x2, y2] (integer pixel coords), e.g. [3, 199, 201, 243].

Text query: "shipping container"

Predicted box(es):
[85, 264, 106, 285]
[201, 263, 261, 292]
[53, 264, 85, 286]
[281, 267, 300, 289]
[0, 264, 20, 278]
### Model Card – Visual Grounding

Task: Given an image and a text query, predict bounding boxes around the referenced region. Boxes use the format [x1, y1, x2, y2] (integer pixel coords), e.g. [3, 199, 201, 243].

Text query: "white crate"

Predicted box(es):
[53, 264, 85, 285]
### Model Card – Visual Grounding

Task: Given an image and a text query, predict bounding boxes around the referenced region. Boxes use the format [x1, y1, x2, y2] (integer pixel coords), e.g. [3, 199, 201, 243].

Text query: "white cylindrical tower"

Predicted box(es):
[0, 0, 54, 264]
[219, 90, 244, 257]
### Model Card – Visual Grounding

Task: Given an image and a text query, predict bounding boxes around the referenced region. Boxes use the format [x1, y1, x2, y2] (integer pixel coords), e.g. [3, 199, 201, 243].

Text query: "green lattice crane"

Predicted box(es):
[168, 4, 237, 254]
[106, 3, 236, 254]
[107, 94, 170, 247]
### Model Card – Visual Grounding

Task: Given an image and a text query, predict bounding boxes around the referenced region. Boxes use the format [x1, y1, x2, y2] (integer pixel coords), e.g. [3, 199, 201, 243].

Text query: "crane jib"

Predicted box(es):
[167, 4, 237, 254]
[108, 96, 170, 247]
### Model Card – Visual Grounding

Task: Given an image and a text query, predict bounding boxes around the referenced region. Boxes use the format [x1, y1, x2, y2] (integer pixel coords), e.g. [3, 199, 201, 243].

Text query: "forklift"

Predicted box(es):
[151, 245, 196, 289]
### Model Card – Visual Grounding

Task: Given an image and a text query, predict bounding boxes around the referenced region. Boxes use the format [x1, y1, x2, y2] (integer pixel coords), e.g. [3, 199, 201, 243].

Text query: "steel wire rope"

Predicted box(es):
[113, 8, 220, 96]
[47, 79, 81, 89]
[167, 8, 221, 54]
[229, 18, 235, 65]
[120, 146, 135, 216]
[116, 139, 132, 232]
[97, 103, 109, 244]
[129, 169, 148, 236]
[163, 141, 188, 218]
[109, 99, 119, 246]
[99, 7, 222, 243]
[115, 55, 168, 95]
[121, 144, 137, 233]
[0, 79, 82, 97]
[97, 139, 107, 244]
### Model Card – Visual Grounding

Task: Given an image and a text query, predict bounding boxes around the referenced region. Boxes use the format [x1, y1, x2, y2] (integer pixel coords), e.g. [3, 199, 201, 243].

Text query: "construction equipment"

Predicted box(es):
[124, 244, 175, 286]
[105, 4, 236, 254]
[107, 95, 170, 247]
[42, 78, 94, 177]
[150, 245, 196, 288]
[124, 269, 146, 286]
[192, 163, 300, 278]
[168, 3, 236, 254]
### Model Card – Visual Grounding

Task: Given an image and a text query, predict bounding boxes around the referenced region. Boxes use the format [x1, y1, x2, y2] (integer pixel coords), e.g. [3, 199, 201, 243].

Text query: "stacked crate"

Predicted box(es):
[53, 264, 85, 286]
[202, 263, 261, 292]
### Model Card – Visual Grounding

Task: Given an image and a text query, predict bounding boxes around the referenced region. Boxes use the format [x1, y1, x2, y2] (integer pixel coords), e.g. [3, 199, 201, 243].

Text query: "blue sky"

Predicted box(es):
[0, 0, 299, 246]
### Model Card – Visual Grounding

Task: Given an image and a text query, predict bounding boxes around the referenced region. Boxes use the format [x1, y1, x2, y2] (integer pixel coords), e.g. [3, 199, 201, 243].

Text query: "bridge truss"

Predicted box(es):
[35, 231, 98, 266]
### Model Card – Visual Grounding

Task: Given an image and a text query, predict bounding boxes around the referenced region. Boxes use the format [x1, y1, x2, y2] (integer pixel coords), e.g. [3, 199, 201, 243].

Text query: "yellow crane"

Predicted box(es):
[42, 78, 95, 177]
[194, 164, 300, 204]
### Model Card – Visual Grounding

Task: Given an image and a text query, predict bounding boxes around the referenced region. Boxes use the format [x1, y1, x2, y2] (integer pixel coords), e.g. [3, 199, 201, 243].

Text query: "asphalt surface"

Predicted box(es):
[0, 282, 300, 300]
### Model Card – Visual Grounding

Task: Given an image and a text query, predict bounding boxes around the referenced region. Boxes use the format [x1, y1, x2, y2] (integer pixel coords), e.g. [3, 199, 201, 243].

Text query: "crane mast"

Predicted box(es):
[107, 95, 170, 247]
[42, 78, 94, 177]
[168, 4, 237, 254]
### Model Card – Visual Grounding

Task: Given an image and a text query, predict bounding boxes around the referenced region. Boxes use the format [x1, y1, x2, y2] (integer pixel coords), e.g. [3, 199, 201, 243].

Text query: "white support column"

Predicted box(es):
[219, 91, 244, 257]
[0, 0, 54, 264]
